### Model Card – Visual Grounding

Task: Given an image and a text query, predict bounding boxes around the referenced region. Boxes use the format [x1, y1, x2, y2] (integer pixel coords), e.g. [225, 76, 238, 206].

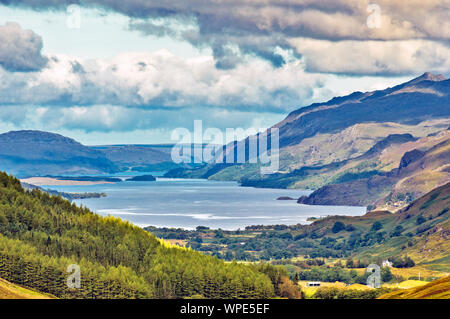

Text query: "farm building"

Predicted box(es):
[306, 282, 321, 287]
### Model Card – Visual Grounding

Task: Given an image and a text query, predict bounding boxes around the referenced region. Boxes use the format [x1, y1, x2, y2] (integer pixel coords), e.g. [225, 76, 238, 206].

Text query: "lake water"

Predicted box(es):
[48, 177, 366, 230]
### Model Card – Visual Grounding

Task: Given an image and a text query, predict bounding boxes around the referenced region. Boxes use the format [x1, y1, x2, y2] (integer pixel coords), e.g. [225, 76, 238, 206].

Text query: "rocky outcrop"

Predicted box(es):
[399, 149, 425, 169]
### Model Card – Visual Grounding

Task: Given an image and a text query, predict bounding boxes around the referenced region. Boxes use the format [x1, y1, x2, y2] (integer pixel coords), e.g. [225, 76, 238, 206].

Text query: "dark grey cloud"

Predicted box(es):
[0, 22, 48, 72]
[2, 1, 449, 70]
[0, 103, 286, 134]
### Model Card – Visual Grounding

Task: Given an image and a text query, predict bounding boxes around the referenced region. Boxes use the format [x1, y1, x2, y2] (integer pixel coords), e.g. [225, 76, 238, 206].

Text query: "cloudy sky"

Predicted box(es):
[0, 1, 448, 145]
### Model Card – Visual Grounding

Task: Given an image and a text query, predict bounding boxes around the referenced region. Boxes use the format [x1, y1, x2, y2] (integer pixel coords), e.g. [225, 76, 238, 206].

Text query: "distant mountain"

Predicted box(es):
[0, 130, 116, 177]
[92, 144, 173, 166]
[0, 130, 201, 176]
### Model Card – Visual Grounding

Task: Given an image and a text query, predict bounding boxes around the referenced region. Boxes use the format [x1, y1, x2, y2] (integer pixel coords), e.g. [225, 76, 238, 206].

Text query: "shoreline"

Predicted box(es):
[20, 177, 115, 186]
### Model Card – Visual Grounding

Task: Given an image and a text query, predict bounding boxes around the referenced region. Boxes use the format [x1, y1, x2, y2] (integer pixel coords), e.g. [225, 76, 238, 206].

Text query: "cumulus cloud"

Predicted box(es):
[0, 50, 328, 111]
[1, 0, 449, 70]
[289, 38, 450, 76]
[0, 22, 47, 72]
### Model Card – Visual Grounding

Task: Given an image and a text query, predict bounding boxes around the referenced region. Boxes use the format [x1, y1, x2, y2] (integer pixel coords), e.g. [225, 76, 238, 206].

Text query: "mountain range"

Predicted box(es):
[0, 72, 448, 210]
[165, 72, 450, 210]
[0, 130, 117, 176]
[0, 131, 185, 177]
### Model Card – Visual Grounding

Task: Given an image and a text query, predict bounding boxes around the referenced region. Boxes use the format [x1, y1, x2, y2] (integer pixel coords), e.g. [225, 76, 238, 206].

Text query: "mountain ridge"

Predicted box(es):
[165, 72, 450, 210]
[0, 130, 117, 176]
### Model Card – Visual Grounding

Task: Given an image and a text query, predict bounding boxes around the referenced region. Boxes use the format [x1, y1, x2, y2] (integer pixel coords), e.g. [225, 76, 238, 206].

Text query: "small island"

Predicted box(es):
[126, 175, 156, 182]
[276, 196, 297, 200]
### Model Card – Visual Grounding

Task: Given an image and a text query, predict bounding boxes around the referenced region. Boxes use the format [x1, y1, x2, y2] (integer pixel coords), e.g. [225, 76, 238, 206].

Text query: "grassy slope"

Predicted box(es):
[352, 183, 450, 265]
[0, 278, 53, 299]
[379, 276, 450, 299]
[283, 183, 449, 268]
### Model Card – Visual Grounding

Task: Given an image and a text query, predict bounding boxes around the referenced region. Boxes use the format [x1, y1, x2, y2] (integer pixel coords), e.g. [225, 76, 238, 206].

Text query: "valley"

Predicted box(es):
[0, 73, 448, 300]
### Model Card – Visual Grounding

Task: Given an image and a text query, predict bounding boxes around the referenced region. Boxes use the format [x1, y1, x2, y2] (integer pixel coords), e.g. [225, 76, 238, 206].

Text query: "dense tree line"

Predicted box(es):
[0, 172, 275, 298]
[295, 265, 393, 285]
[313, 286, 395, 299]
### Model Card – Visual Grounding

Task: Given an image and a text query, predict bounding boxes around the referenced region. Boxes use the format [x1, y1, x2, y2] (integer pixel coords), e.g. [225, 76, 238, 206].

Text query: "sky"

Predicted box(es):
[0, 1, 448, 145]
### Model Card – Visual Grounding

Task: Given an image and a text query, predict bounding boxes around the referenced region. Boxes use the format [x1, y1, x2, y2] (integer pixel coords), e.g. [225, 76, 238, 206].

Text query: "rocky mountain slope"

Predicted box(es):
[297, 132, 449, 208]
[165, 72, 450, 209]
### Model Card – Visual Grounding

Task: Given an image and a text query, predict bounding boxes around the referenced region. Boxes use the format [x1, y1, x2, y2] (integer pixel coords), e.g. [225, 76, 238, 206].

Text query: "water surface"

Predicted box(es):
[48, 177, 366, 230]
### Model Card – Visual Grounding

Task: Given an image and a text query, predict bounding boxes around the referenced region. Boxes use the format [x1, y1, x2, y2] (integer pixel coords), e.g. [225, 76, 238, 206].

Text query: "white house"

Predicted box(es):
[382, 259, 393, 267]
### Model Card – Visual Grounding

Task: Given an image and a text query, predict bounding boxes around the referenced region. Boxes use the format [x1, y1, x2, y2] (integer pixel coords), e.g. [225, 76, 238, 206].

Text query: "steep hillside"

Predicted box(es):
[350, 182, 450, 266]
[276, 73, 449, 149]
[297, 135, 449, 207]
[379, 276, 450, 299]
[165, 73, 450, 200]
[0, 172, 277, 299]
[0, 130, 116, 176]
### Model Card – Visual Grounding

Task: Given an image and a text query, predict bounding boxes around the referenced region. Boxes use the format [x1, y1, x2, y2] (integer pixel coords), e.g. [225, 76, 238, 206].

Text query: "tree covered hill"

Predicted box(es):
[0, 171, 279, 299]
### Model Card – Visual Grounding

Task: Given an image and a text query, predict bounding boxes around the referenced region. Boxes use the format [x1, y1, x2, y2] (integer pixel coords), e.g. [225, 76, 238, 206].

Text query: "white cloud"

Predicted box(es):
[0, 50, 329, 111]
[3, 1, 449, 70]
[289, 38, 450, 75]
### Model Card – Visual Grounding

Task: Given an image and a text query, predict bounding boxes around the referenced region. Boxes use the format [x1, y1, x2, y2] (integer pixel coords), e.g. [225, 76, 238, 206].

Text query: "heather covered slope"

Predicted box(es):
[308, 182, 450, 267]
[0, 277, 53, 299]
[378, 276, 450, 299]
[343, 182, 450, 270]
